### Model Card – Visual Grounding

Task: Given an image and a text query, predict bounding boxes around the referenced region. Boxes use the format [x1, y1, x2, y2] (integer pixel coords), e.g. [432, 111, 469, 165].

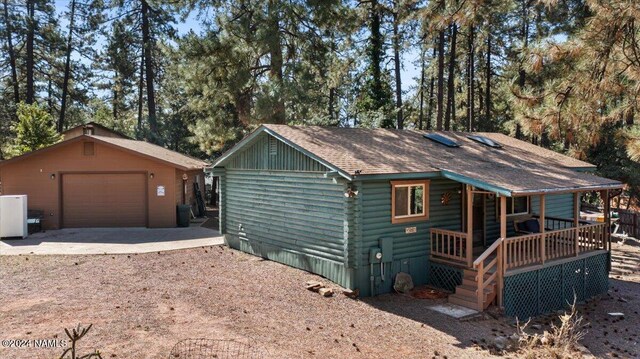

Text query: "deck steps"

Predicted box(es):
[448, 268, 497, 311]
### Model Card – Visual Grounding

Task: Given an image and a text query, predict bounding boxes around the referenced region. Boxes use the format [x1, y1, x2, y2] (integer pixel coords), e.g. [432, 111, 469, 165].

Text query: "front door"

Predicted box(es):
[473, 194, 485, 252]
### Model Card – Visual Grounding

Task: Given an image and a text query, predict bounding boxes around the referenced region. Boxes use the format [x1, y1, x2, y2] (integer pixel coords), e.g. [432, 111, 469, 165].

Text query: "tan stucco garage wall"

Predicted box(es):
[0, 140, 179, 229]
[175, 169, 206, 207]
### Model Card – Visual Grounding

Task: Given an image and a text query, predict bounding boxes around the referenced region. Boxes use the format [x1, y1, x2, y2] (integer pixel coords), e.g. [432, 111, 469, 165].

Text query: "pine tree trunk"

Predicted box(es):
[329, 87, 336, 122]
[58, 0, 76, 132]
[516, 0, 530, 139]
[328, 32, 337, 123]
[427, 46, 436, 131]
[392, 1, 403, 129]
[485, 31, 491, 126]
[370, 0, 386, 119]
[268, 0, 285, 124]
[141, 0, 158, 141]
[26, 0, 35, 104]
[444, 24, 457, 131]
[418, 47, 425, 130]
[137, 52, 144, 137]
[467, 25, 475, 132]
[113, 79, 119, 123]
[3, 0, 19, 104]
[47, 77, 53, 112]
[477, 79, 483, 126]
[236, 91, 252, 128]
[427, 78, 435, 131]
[436, 30, 445, 130]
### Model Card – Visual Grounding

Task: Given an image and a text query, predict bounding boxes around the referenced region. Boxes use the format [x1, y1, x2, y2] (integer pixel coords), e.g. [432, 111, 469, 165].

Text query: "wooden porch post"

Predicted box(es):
[466, 185, 473, 267]
[603, 190, 611, 251]
[574, 192, 580, 256]
[539, 194, 546, 264]
[498, 195, 507, 307]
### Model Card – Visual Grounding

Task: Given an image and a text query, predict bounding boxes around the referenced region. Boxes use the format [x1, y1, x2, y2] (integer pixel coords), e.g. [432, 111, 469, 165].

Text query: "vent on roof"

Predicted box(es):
[269, 136, 278, 155]
[423, 133, 460, 147]
[467, 135, 502, 148]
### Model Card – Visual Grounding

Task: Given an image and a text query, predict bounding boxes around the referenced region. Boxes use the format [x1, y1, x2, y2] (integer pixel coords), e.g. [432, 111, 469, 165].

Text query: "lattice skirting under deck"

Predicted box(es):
[504, 252, 609, 320]
[427, 262, 463, 292]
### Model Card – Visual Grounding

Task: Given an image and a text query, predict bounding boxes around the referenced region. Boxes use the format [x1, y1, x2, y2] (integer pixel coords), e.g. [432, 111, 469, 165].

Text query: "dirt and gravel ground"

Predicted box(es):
[581, 240, 640, 358]
[1, 241, 638, 358]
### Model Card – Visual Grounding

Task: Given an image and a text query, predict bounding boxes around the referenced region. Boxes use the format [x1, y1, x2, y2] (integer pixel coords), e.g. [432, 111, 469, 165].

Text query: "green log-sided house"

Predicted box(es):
[210, 124, 622, 319]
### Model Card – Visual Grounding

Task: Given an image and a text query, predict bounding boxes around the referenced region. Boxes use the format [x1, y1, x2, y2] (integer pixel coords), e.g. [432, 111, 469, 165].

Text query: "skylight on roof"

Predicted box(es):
[423, 133, 460, 147]
[467, 135, 502, 148]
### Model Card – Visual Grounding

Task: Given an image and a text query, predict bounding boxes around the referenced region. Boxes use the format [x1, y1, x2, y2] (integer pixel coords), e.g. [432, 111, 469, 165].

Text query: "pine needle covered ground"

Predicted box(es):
[0, 243, 638, 358]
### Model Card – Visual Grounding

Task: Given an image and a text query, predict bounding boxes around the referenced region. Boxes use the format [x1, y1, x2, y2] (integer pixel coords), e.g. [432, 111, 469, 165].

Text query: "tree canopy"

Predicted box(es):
[1, 0, 639, 203]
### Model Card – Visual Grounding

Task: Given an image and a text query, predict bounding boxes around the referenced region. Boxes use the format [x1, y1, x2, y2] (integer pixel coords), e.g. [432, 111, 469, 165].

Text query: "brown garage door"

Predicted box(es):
[62, 173, 147, 228]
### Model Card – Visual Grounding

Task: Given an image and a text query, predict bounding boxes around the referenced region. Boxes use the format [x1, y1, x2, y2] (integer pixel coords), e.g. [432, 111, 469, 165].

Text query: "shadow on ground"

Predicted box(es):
[2, 226, 220, 246]
[358, 244, 640, 357]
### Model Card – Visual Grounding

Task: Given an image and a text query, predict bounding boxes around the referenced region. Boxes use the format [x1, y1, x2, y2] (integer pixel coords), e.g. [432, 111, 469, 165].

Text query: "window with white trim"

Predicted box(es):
[391, 180, 429, 224]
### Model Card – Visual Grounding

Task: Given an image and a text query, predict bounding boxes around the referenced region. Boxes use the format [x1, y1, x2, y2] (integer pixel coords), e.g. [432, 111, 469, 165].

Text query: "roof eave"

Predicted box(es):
[0, 135, 208, 171]
[511, 182, 624, 196]
[0, 135, 87, 167]
[440, 170, 513, 197]
[87, 136, 208, 171]
[442, 168, 623, 197]
[353, 171, 441, 181]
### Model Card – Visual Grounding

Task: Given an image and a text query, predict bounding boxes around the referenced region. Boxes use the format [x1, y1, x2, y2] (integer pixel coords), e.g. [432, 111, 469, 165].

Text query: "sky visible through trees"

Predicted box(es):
[52, 0, 423, 99]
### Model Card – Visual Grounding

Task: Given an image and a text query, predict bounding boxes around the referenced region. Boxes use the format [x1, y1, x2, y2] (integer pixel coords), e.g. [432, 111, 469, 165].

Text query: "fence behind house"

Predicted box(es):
[616, 209, 640, 238]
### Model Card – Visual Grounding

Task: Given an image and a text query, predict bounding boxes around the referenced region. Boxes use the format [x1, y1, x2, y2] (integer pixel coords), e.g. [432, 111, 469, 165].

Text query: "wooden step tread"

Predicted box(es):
[462, 273, 495, 282]
[463, 268, 497, 276]
[455, 284, 495, 299]
[456, 284, 494, 294]
[448, 294, 483, 311]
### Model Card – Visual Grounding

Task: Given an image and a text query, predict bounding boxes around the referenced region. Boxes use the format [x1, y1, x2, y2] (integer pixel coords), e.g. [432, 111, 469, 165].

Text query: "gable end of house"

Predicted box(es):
[220, 131, 332, 173]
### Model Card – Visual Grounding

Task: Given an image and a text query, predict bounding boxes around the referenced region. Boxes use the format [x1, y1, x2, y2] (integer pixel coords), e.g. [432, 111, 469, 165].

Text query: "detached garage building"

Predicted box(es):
[0, 124, 208, 229]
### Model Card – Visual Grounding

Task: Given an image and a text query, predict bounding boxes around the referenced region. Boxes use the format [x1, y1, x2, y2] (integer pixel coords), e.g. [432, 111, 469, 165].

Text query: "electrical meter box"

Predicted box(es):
[379, 237, 393, 262]
[369, 247, 382, 264]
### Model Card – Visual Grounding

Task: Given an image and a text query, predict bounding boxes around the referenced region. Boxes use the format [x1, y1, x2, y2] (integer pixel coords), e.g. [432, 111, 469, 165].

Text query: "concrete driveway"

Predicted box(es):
[0, 226, 224, 255]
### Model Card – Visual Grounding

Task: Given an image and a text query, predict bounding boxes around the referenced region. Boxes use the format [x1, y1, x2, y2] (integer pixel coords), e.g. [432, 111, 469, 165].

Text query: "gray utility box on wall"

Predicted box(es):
[378, 237, 393, 262]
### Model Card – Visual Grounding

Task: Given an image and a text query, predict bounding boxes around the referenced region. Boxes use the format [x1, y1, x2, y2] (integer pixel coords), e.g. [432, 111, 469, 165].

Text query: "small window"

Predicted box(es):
[83, 142, 95, 156]
[83, 126, 95, 135]
[502, 196, 529, 216]
[391, 180, 429, 224]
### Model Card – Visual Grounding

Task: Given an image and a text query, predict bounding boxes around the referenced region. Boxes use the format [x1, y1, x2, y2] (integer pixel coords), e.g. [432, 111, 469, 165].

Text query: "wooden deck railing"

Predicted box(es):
[579, 223, 606, 252]
[545, 227, 578, 260]
[504, 222, 608, 270]
[504, 233, 542, 269]
[473, 238, 503, 310]
[430, 228, 468, 266]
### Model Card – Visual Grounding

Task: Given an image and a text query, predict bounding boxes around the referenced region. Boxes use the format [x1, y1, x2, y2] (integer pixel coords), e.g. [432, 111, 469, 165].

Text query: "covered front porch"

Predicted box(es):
[429, 185, 614, 312]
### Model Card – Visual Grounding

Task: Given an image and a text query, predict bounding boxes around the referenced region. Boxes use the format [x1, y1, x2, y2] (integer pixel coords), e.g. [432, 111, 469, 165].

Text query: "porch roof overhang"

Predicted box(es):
[441, 164, 623, 197]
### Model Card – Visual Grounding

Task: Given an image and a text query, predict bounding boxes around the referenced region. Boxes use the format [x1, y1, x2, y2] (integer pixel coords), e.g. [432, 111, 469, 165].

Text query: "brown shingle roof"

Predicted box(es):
[255, 125, 621, 195]
[92, 136, 209, 170]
